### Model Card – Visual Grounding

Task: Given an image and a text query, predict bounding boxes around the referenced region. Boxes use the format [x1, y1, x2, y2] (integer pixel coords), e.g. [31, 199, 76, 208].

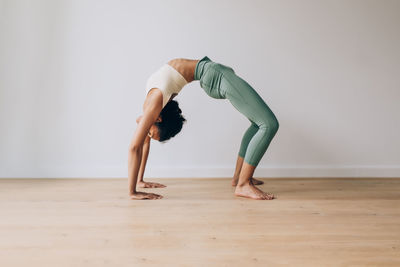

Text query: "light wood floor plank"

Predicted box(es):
[0, 178, 399, 266]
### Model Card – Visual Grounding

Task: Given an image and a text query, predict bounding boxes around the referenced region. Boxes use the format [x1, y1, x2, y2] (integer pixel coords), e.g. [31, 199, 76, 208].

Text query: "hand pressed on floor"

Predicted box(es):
[130, 191, 163, 200]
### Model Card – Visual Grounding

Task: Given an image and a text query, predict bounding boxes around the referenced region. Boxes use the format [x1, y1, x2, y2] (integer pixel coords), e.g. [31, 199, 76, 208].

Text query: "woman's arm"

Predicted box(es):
[136, 132, 167, 188]
[137, 136, 151, 183]
[128, 99, 163, 199]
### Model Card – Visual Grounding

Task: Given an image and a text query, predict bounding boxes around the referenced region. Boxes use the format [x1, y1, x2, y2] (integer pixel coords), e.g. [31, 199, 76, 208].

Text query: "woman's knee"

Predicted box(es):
[273, 117, 279, 133]
[259, 115, 279, 134]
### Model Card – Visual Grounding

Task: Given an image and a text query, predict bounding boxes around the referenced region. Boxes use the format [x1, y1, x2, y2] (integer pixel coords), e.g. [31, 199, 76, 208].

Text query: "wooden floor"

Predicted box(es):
[0, 178, 399, 267]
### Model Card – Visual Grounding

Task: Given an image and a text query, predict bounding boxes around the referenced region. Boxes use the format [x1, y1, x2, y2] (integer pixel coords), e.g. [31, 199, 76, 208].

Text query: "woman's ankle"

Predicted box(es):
[236, 180, 251, 187]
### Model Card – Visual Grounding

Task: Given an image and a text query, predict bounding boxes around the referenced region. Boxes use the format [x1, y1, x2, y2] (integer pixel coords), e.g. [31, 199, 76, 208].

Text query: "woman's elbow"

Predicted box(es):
[128, 144, 141, 152]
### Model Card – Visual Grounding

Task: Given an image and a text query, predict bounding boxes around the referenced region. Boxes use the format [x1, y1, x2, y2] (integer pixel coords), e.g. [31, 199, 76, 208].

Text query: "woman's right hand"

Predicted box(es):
[129, 191, 163, 200]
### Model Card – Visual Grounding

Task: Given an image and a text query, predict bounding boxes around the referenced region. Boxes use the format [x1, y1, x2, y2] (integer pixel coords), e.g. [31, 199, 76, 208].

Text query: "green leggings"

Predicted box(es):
[194, 56, 279, 167]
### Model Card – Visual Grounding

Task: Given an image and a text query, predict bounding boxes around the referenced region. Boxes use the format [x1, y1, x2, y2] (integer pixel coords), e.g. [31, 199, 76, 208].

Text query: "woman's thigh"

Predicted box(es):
[221, 71, 277, 126]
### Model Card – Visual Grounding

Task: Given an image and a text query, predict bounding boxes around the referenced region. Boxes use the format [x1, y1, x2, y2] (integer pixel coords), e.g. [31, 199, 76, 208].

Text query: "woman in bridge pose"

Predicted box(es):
[128, 56, 279, 200]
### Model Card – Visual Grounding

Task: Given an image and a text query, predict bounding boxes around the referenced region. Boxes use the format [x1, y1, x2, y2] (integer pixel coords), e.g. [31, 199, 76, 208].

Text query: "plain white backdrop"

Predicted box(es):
[0, 0, 399, 178]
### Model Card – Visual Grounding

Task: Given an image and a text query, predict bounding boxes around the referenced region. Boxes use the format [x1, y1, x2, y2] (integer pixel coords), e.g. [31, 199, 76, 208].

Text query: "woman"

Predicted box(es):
[128, 56, 279, 200]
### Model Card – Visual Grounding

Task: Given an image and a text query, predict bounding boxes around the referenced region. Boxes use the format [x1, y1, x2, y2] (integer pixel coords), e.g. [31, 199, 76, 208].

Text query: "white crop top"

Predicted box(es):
[145, 64, 188, 108]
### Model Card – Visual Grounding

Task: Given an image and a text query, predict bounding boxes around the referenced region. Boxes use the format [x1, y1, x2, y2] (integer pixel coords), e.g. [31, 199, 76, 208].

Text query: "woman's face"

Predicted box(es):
[136, 115, 162, 141]
[148, 124, 160, 141]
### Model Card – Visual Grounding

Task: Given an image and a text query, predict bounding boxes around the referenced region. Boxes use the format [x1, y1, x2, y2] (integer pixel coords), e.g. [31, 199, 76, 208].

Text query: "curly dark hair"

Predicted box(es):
[155, 100, 186, 142]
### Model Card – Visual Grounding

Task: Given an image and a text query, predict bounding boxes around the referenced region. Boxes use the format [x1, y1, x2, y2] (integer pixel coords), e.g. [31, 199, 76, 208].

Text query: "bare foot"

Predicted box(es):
[130, 191, 163, 200]
[234, 182, 274, 200]
[232, 177, 264, 186]
[251, 177, 264, 185]
[137, 181, 166, 188]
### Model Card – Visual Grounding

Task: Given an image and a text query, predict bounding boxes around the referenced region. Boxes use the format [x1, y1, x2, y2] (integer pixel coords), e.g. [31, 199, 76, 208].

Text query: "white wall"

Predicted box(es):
[1, 0, 399, 178]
